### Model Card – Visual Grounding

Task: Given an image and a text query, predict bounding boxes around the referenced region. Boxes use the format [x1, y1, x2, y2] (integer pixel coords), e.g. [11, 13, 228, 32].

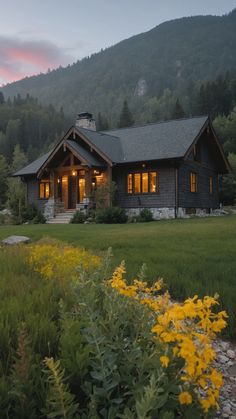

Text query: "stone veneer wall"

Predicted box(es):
[126, 207, 220, 220]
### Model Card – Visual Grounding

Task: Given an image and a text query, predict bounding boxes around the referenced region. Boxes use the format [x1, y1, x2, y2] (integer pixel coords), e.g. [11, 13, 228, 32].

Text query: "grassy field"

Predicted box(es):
[0, 215, 236, 337]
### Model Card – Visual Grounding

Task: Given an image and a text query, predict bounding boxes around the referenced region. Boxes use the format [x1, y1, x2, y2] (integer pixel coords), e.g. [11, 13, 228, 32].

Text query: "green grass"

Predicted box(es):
[0, 215, 236, 338]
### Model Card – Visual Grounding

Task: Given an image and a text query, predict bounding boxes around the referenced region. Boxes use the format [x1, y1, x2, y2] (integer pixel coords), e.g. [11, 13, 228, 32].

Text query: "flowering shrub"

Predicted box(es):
[27, 239, 101, 280]
[110, 261, 227, 416]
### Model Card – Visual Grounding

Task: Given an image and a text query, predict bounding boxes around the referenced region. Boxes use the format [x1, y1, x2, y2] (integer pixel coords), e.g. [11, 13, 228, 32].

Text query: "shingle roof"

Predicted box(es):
[13, 151, 51, 176]
[13, 116, 209, 176]
[66, 139, 105, 167]
[77, 127, 124, 162]
[102, 116, 208, 163]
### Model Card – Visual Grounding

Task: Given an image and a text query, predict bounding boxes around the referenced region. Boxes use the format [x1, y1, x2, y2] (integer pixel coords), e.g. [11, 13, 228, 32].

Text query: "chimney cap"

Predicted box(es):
[78, 112, 93, 120]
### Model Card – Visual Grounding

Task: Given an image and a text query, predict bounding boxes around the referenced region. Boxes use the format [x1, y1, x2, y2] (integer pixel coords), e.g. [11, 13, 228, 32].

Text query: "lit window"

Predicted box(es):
[127, 174, 133, 194]
[134, 173, 141, 194]
[142, 172, 148, 193]
[150, 172, 157, 193]
[190, 172, 197, 193]
[209, 176, 213, 194]
[127, 172, 158, 194]
[39, 181, 50, 199]
[78, 178, 85, 203]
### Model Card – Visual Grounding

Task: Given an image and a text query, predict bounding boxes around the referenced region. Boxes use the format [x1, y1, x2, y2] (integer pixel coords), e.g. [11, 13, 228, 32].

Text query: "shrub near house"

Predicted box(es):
[0, 241, 226, 418]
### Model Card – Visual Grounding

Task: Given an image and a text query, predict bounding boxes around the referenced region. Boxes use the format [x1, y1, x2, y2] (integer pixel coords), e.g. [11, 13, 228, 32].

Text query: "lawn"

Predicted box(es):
[0, 215, 236, 337]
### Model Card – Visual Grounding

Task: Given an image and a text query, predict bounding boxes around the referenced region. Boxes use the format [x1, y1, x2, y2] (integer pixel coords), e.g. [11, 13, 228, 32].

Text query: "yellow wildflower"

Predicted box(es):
[160, 355, 169, 368]
[179, 391, 192, 405]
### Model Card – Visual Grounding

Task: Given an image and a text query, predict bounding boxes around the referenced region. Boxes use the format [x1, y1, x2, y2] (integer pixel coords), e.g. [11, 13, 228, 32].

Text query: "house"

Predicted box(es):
[13, 112, 230, 221]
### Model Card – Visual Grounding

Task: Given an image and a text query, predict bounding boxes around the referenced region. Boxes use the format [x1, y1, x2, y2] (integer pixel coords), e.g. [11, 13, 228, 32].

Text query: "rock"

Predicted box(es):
[227, 350, 235, 359]
[2, 235, 30, 245]
[0, 208, 11, 216]
[218, 355, 229, 364]
[223, 404, 232, 415]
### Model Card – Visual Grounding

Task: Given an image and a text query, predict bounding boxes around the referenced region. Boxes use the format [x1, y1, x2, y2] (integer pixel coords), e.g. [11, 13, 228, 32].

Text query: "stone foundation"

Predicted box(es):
[126, 207, 175, 220]
[43, 199, 65, 220]
[126, 207, 221, 220]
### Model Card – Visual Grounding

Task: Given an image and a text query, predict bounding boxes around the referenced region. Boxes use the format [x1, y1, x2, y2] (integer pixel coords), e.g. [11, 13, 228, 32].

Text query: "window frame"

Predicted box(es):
[189, 172, 198, 193]
[39, 180, 50, 199]
[127, 171, 158, 195]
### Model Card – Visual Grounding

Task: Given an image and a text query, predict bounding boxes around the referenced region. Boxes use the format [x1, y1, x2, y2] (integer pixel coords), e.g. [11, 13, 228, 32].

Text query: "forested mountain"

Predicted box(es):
[0, 95, 71, 164]
[2, 9, 236, 125]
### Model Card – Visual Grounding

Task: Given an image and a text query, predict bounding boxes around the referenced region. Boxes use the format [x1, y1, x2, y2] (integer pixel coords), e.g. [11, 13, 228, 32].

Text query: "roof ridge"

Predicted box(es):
[103, 115, 209, 133]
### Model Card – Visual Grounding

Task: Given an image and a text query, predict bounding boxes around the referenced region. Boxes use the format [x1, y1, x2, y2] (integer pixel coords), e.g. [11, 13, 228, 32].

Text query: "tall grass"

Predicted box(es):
[0, 215, 236, 338]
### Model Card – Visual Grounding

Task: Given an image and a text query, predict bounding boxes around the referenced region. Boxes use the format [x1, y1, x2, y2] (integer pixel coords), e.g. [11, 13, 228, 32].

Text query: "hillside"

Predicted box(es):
[2, 9, 236, 124]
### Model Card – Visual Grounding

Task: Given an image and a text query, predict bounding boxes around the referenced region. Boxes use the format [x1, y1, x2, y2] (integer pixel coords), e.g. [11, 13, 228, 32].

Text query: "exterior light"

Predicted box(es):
[93, 170, 100, 175]
[142, 163, 146, 168]
[72, 170, 76, 176]
[57, 178, 61, 183]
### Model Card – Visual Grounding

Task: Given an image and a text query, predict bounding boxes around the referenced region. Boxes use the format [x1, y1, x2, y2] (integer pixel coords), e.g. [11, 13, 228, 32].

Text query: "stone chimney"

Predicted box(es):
[75, 112, 96, 131]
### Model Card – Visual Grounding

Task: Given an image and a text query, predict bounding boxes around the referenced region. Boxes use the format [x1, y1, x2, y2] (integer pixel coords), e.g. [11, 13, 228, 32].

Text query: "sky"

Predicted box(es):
[0, 0, 236, 86]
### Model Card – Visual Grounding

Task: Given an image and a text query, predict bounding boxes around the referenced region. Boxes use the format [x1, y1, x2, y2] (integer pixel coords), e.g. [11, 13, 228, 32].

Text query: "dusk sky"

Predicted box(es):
[0, 0, 235, 86]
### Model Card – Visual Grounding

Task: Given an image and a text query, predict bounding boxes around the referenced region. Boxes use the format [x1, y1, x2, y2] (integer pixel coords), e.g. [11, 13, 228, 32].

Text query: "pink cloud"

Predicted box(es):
[0, 36, 73, 85]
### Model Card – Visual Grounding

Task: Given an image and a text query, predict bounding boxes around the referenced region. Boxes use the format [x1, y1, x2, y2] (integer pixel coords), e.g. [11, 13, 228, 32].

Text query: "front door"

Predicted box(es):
[68, 176, 77, 209]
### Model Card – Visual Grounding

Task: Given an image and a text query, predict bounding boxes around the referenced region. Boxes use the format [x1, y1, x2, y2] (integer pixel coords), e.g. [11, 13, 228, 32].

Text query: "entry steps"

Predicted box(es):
[47, 210, 76, 224]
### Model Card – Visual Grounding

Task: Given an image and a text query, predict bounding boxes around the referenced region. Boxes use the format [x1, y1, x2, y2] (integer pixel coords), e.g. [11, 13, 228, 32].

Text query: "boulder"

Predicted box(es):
[2, 235, 30, 245]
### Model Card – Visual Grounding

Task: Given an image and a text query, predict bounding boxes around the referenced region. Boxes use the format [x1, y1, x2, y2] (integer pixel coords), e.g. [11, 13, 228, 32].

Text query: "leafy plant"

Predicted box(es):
[70, 210, 86, 224]
[43, 357, 79, 419]
[138, 208, 153, 222]
[95, 206, 127, 223]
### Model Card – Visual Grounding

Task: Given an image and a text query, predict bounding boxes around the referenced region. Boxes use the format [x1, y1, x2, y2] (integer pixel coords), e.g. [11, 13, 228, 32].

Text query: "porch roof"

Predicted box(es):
[66, 139, 105, 167]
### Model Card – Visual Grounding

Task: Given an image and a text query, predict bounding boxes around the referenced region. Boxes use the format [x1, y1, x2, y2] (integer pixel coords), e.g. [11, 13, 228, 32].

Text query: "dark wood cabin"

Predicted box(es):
[14, 113, 230, 220]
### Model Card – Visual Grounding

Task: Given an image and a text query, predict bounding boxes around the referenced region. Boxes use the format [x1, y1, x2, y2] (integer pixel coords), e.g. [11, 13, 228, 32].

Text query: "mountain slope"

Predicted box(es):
[2, 10, 236, 122]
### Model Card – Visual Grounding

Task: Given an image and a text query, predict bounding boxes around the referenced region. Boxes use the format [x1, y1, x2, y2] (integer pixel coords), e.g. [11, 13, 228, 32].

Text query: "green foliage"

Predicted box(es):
[0, 154, 9, 208]
[171, 98, 185, 119]
[43, 357, 79, 419]
[138, 208, 154, 222]
[70, 211, 86, 224]
[118, 100, 134, 128]
[95, 180, 117, 209]
[0, 95, 71, 164]
[95, 206, 128, 223]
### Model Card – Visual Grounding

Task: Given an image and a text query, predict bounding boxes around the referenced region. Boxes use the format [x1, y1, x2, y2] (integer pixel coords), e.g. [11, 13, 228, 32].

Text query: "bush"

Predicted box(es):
[70, 210, 86, 224]
[138, 208, 153, 222]
[95, 206, 127, 223]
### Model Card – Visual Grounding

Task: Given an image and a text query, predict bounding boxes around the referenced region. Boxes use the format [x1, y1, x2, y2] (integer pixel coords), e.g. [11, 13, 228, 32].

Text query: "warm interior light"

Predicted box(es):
[72, 170, 76, 176]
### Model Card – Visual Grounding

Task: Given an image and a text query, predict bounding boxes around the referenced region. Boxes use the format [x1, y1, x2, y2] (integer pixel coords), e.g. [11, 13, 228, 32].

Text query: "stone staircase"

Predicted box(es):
[47, 210, 76, 224]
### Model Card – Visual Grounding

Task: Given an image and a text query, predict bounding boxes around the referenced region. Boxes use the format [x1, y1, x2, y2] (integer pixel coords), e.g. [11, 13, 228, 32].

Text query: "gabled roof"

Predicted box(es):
[66, 140, 105, 167]
[13, 151, 51, 176]
[103, 116, 209, 163]
[13, 115, 229, 176]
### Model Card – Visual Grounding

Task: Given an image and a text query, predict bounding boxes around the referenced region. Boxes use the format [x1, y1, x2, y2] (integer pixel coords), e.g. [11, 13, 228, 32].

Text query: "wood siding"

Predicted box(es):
[113, 162, 176, 208]
[27, 178, 47, 212]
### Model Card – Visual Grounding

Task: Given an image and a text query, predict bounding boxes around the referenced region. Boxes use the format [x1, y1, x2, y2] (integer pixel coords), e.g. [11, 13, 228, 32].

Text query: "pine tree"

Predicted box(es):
[0, 91, 5, 105]
[0, 154, 9, 207]
[97, 112, 109, 131]
[172, 99, 185, 119]
[118, 100, 134, 128]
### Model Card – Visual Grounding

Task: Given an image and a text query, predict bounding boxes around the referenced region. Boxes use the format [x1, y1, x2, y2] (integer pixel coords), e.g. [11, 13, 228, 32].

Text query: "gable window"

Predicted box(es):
[127, 171, 158, 194]
[190, 172, 197, 193]
[209, 176, 213, 194]
[39, 181, 50, 199]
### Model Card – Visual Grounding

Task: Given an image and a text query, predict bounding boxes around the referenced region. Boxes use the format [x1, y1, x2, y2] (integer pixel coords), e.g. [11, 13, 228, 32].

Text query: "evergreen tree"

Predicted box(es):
[7, 145, 28, 218]
[97, 112, 109, 131]
[0, 91, 5, 105]
[0, 154, 9, 207]
[118, 100, 134, 128]
[172, 99, 185, 119]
